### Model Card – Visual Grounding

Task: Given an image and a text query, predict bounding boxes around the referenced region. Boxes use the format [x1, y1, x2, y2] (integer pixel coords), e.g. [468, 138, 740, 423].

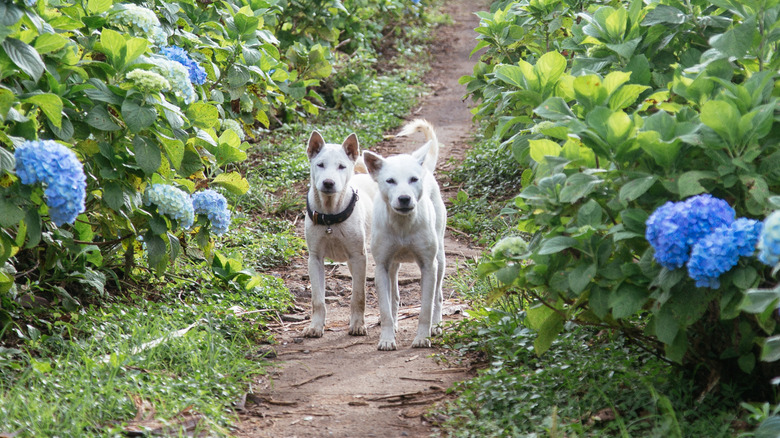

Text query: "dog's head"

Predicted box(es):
[307, 131, 360, 195]
[363, 147, 429, 215]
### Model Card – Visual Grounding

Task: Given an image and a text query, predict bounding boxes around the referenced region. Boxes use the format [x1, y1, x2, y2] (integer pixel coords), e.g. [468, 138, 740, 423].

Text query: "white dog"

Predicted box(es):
[303, 131, 377, 338]
[363, 119, 446, 350]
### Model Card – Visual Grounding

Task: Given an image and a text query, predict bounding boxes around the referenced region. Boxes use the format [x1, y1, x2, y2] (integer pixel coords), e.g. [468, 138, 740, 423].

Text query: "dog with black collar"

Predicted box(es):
[303, 130, 377, 338]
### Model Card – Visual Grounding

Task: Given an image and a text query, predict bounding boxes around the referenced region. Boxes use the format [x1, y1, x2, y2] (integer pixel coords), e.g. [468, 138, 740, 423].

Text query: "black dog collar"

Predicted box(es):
[306, 189, 359, 233]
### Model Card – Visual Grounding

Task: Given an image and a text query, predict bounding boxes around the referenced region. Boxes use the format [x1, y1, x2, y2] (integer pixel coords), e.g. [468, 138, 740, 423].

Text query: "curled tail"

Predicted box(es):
[396, 119, 440, 173]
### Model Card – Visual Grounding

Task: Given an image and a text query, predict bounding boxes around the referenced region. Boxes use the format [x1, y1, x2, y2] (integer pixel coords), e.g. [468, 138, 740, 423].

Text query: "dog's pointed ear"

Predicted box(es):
[363, 151, 384, 180]
[307, 131, 325, 159]
[342, 133, 360, 162]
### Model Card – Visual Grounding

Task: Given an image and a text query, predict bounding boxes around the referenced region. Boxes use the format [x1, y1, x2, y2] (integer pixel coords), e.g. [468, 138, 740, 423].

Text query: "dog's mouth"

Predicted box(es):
[394, 206, 414, 214]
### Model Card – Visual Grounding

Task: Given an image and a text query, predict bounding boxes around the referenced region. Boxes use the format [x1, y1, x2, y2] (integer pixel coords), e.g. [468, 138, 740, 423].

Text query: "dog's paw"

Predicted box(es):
[377, 338, 397, 351]
[302, 325, 324, 338]
[348, 323, 367, 336]
[411, 336, 431, 348]
[431, 325, 443, 337]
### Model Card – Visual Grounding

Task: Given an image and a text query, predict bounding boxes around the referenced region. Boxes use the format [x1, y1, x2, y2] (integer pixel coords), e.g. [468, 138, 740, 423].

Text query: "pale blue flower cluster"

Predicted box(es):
[687, 219, 762, 288]
[144, 184, 194, 229]
[110, 4, 167, 46]
[161, 46, 207, 85]
[646, 194, 762, 289]
[758, 212, 780, 266]
[192, 189, 231, 236]
[24, 0, 37, 7]
[152, 58, 197, 104]
[14, 140, 86, 226]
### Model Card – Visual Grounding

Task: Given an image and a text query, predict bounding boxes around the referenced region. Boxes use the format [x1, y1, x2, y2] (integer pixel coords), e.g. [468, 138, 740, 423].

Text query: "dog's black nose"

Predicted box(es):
[398, 195, 411, 206]
[322, 179, 335, 190]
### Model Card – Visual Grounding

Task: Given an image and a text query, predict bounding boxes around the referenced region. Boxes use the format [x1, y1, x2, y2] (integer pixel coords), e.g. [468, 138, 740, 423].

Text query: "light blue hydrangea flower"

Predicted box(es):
[686, 226, 740, 289]
[24, 0, 37, 7]
[160, 46, 207, 85]
[151, 57, 197, 104]
[191, 189, 231, 236]
[144, 184, 194, 229]
[730, 218, 762, 257]
[758, 211, 780, 266]
[110, 4, 167, 46]
[14, 140, 86, 226]
[646, 194, 735, 270]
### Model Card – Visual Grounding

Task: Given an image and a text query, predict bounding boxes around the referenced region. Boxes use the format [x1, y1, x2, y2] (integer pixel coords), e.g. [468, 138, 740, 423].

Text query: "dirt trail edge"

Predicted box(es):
[236, 1, 489, 436]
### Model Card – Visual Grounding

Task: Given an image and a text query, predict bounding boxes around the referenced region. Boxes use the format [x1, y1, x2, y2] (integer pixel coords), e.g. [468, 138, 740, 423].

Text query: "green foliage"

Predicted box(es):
[438, 308, 742, 437]
[465, 0, 780, 395]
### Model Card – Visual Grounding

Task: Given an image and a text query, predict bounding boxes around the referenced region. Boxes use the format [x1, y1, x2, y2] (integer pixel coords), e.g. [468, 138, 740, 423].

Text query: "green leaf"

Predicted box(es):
[24, 209, 41, 248]
[573, 75, 608, 110]
[619, 175, 657, 203]
[103, 182, 125, 211]
[637, 131, 680, 168]
[534, 311, 564, 356]
[609, 84, 650, 110]
[534, 97, 575, 121]
[186, 102, 219, 129]
[133, 137, 161, 176]
[761, 336, 780, 362]
[99, 28, 125, 69]
[124, 37, 148, 66]
[23, 94, 63, 128]
[495, 64, 529, 89]
[654, 305, 680, 345]
[534, 51, 566, 89]
[538, 236, 578, 255]
[213, 172, 249, 195]
[121, 99, 156, 133]
[678, 170, 717, 198]
[665, 331, 688, 363]
[34, 33, 69, 54]
[609, 283, 647, 319]
[87, 0, 112, 14]
[86, 105, 121, 131]
[145, 233, 169, 274]
[2, 38, 45, 82]
[643, 4, 687, 26]
[700, 100, 739, 145]
[529, 138, 561, 163]
[741, 286, 780, 314]
[0, 198, 24, 227]
[159, 136, 184, 169]
[569, 263, 596, 295]
[709, 18, 756, 59]
[559, 173, 602, 204]
[738, 353, 756, 373]
[577, 199, 603, 227]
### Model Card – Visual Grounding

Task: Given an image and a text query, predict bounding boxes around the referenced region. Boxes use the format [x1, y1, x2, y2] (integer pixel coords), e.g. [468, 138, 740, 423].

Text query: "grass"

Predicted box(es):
[436, 302, 744, 437]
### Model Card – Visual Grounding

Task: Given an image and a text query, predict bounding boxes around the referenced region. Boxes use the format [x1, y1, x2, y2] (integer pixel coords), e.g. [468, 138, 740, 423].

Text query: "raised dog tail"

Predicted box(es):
[396, 119, 440, 173]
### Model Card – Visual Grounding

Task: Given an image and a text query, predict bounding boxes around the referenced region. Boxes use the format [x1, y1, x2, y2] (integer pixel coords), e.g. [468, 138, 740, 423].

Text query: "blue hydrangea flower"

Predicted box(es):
[758, 211, 780, 266]
[110, 4, 167, 46]
[686, 226, 740, 289]
[161, 46, 207, 85]
[191, 189, 231, 236]
[14, 140, 86, 226]
[645, 194, 735, 270]
[24, 0, 37, 7]
[730, 217, 762, 257]
[144, 184, 194, 229]
[151, 57, 197, 104]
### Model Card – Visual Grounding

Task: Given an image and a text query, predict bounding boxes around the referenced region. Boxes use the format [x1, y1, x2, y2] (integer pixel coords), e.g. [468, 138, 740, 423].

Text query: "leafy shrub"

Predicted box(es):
[465, 0, 780, 397]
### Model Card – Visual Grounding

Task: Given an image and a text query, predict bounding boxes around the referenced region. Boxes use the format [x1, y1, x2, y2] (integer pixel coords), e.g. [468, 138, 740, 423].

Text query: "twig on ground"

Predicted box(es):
[290, 372, 334, 388]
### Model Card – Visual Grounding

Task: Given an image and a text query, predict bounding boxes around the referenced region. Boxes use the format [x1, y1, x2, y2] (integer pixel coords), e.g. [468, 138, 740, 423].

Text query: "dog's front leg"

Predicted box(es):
[376, 262, 397, 351]
[303, 255, 326, 338]
[412, 260, 437, 348]
[347, 256, 367, 336]
[431, 249, 446, 336]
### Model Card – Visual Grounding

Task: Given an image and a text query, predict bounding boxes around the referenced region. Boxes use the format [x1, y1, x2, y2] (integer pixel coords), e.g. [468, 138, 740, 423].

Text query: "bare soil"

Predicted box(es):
[234, 1, 490, 436]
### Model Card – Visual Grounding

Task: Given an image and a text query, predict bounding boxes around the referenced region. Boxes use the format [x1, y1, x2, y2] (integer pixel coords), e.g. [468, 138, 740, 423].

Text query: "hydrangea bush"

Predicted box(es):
[470, 0, 780, 391]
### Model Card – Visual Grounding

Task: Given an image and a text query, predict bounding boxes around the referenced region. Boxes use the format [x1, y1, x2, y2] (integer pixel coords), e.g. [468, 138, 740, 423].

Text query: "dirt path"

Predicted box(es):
[235, 1, 490, 436]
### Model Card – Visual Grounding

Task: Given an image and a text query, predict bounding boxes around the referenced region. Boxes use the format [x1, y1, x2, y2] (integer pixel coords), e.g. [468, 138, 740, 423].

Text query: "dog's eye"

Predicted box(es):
[317, 163, 325, 168]
[338, 164, 346, 170]
[386, 178, 396, 185]
[409, 176, 419, 183]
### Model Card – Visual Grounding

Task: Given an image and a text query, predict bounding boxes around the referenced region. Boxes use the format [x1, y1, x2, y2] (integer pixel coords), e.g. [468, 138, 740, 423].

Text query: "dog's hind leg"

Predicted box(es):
[412, 260, 437, 348]
[431, 249, 445, 336]
[347, 255, 367, 336]
[303, 255, 326, 338]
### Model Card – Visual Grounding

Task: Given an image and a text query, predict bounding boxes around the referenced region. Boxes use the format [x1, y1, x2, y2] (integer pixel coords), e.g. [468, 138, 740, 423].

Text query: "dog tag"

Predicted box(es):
[327, 227, 333, 234]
